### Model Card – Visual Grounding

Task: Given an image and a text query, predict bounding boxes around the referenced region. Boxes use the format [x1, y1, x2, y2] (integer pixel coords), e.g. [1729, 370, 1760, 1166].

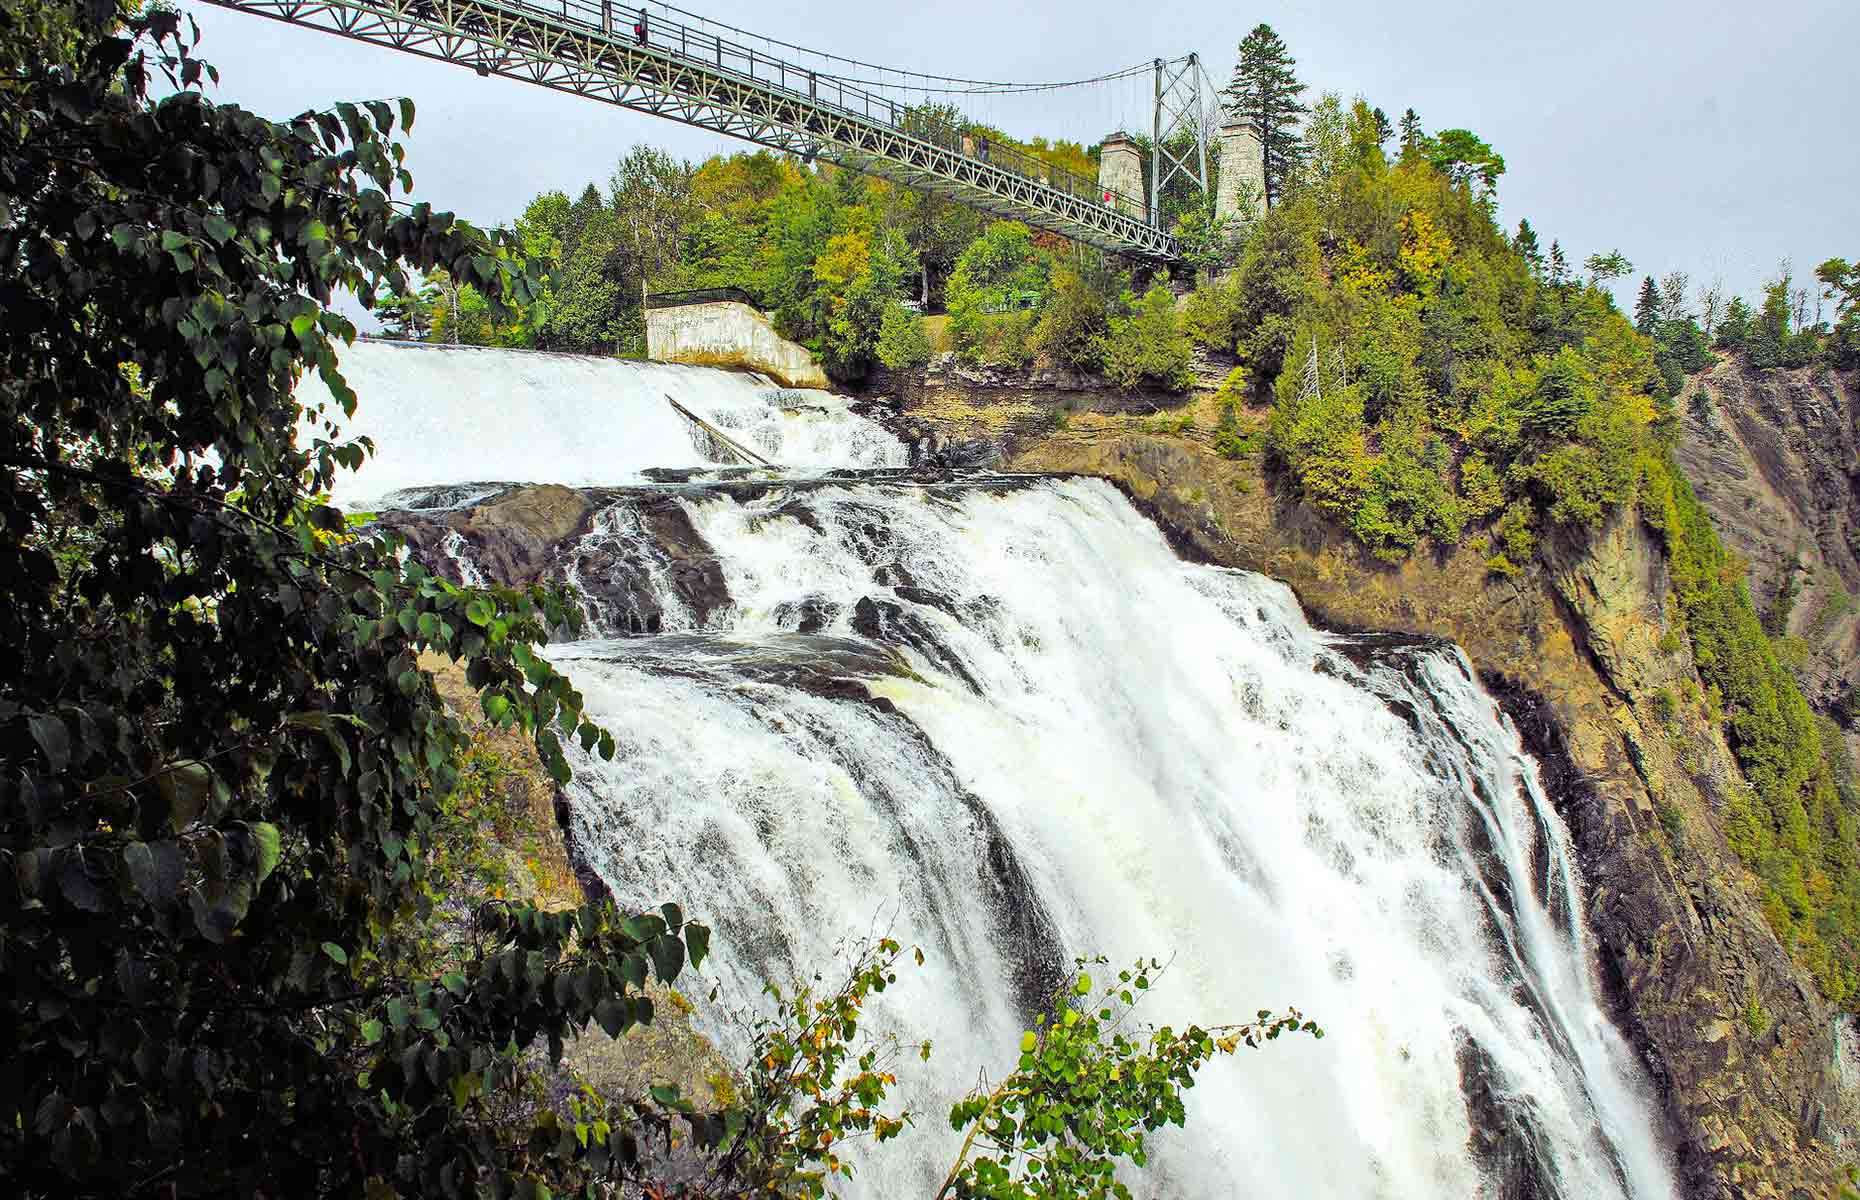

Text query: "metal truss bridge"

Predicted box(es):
[197, 0, 1192, 261]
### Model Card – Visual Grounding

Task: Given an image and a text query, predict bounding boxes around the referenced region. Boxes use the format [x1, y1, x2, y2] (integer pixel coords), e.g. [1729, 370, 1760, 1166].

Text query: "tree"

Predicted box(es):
[1398, 107, 1423, 153]
[1635, 276, 1663, 335]
[1035, 259, 1121, 373]
[1748, 267, 1793, 369]
[1658, 271, 1692, 325]
[876, 301, 934, 371]
[1548, 240, 1570, 287]
[1224, 23, 1308, 208]
[1423, 128, 1506, 201]
[1696, 275, 1726, 340]
[1718, 295, 1753, 350]
[1816, 256, 1860, 366]
[1583, 250, 1633, 287]
[1096, 285, 1196, 392]
[1370, 105, 1394, 147]
[1513, 220, 1544, 277]
[1, 7, 706, 1195]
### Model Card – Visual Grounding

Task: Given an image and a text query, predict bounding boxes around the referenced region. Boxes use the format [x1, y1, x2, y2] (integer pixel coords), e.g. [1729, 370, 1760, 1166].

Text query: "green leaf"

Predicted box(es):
[465, 596, 493, 627]
[594, 997, 628, 1037]
[322, 941, 348, 966]
[289, 313, 315, 340]
[159, 761, 212, 831]
[685, 922, 710, 970]
[387, 998, 410, 1030]
[28, 714, 70, 772]
[1020, 1031, 1037, 1053]
[124, 840, 184, 905]
[361, 1019, 384, 1044]
[250, 822, 282, 882]
[648, 933, 685, 983]
[482, 693, 509, 724]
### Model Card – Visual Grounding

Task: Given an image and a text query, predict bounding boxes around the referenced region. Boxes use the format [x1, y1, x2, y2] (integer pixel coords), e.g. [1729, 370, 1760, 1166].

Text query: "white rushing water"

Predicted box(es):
[297, 340, 904, 509]
[339, 345, 1678, 1198]
[539, 479, 1678, 1199]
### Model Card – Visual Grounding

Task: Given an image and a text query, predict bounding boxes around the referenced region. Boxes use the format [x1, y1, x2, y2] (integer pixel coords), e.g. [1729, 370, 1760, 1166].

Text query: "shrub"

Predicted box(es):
[1182, 275, 1245, 351]
[1097, 285, 1196, 392]
[875, 301, 933, 370]
[1034, 261, 1118, 371]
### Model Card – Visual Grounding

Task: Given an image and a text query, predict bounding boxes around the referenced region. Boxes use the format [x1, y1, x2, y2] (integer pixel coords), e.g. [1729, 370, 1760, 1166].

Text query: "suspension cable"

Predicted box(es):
[639, 0, 1182, 95]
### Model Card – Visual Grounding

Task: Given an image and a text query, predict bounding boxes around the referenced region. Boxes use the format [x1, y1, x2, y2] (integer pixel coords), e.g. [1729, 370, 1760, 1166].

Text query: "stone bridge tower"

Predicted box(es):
[1096, 134, 1146, 221]
[1216, 119, 1265, 225]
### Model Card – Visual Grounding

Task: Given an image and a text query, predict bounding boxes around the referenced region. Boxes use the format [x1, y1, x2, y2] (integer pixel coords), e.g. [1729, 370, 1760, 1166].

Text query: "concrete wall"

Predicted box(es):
[645, 300, 828, 389]
[1216, 119, 1265, 225]
[1097, 134, 1146, 221]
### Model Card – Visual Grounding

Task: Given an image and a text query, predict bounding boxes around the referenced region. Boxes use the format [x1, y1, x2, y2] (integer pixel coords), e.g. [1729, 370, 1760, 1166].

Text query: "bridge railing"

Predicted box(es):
[461, 0, 1149, 217]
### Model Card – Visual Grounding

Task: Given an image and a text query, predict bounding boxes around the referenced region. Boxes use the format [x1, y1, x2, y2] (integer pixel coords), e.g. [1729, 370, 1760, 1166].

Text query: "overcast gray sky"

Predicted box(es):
[177, 0, 1857, 310]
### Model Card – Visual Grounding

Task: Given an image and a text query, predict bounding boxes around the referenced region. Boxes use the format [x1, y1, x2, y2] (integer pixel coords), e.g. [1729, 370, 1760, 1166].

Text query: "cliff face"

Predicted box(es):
[1675, 360, 1860, 726]
[984, 411, 1854, 1198]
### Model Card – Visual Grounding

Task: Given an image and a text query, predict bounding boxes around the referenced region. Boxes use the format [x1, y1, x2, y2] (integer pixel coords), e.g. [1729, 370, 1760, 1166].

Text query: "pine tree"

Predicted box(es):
[1223, 24, 1308, 208]
[1398, 107, 1423, 153]
[1371, 106, 1394, 147]
[1635, 276, 1662, 334]
[1513, 219, 1543, 276]
[1548, 240, 1570, 287]
[1718, 296, 1752, 350]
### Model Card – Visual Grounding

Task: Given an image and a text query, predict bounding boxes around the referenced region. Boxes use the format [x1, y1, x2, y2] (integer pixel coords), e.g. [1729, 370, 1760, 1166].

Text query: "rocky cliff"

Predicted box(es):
[1675, 359, 1859, 750]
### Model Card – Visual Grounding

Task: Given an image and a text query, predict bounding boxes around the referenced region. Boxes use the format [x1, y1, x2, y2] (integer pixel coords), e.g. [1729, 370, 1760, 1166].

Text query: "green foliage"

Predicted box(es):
[1096, 286, 1196, 393]
[947, 221, 1050, 367]
[1421, 128, 1506, 201]
[0, 7, 708, 1194]
[708, 938, 916, 1196]
[1249, 139, 1664, 565]
[938, 957, 1317, 1200]
[1743, 985, 1771, 1040]
[1181, 275, 1246, 354]
[1816, 256, 1860, 368]
[1640, 457, 1860, 1004]
[876, 301, 934, 371]
[1033, 259, 1120, 373]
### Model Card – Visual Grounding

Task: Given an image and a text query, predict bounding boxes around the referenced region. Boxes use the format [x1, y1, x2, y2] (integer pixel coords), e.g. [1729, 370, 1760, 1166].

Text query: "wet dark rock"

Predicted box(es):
[1456, 1032, 1572, 1200]
[851, 595, 983, 694]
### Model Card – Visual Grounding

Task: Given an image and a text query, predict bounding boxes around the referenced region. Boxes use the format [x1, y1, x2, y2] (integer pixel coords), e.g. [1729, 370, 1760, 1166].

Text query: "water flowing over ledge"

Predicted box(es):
[296, 340, 904, 509]
[338, 346, 1679, 1198]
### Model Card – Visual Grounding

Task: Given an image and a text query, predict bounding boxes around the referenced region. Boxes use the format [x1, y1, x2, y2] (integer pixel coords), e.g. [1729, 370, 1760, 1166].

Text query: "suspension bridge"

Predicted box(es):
[195, 0, 1247, 262]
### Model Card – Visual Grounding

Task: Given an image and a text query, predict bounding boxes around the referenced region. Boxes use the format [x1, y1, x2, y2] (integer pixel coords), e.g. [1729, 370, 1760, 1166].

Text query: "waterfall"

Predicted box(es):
[344, 347, 1679, 1198]
[295, 340, 905, 509]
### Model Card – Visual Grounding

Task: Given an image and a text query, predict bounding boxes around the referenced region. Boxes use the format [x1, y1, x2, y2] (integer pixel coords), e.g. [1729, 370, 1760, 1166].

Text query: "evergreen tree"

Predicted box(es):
[1513, 220, 1544, 276]
[1748, 271, 1793, 369]
[1398, 107, 1423, 153]
[1370, 106, 1394, 147]
[1635, 276, 1662, 334]
[1548, 240, 1570, 287]
[1224, 23, 1308, 208]
[1718, 296, 1753, 350]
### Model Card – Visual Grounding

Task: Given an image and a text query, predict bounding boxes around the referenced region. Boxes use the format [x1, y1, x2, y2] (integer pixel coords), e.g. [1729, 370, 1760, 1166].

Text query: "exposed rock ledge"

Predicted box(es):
[1007, 429, 1856, 1199]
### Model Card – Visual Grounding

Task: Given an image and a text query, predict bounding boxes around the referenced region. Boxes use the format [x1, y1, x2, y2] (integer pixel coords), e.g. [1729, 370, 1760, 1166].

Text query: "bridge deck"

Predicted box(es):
[198, 0, 1181, 261]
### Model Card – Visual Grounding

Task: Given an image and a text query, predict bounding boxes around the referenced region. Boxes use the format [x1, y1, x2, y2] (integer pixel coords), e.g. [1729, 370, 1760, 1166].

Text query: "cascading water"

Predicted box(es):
[296, 339, 905, 509]
[346, 344, 1679, 1198]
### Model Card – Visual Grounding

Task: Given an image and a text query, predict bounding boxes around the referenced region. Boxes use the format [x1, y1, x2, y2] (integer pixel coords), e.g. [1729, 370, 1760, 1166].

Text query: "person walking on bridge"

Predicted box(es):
[633, 7, 648, 45]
